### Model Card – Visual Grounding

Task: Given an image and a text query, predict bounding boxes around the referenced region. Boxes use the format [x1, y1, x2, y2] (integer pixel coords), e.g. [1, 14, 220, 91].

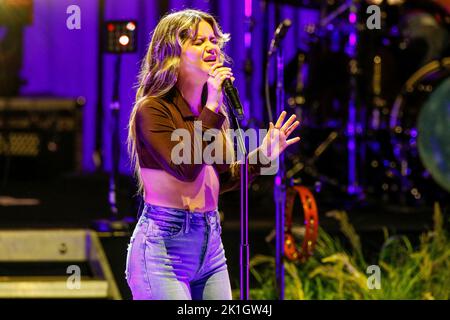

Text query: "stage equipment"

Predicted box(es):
[104, 20, 137, 53]
[264, 18, 292, 300]
[282, 0, 450, 206]
[284, 186, 319, 263]
[93, 20, 138, 232]
[389, 57, 450, 198]
[0, 97, 83, 179]
[222, 67, 251, 300]
[0, 229, 121, 299]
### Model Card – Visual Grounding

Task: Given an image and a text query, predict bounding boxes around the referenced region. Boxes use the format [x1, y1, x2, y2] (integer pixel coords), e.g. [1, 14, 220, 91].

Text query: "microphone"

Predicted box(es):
[268, 19, 292, 57]
[223, 78, 244, 120]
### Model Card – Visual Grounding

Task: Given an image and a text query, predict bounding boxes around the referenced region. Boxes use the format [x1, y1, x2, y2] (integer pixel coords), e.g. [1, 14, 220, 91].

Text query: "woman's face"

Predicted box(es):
[179, 20, 221, 84]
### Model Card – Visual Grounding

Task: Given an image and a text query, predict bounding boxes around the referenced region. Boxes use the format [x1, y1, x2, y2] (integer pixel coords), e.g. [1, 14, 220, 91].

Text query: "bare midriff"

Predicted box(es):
[140, 165, 220, 212]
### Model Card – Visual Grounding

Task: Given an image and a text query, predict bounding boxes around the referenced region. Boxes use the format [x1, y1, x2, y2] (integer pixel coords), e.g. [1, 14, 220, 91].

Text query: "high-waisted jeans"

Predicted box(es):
[125, 203, 232, 300]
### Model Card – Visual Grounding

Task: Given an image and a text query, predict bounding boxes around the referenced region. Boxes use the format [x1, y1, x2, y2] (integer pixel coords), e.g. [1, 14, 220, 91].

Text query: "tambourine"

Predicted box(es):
[284, 186, 319, 263]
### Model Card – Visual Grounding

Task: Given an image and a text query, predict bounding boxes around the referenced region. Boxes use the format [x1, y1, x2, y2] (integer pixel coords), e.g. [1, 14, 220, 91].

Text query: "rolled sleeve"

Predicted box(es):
[198, 106, 226, 130]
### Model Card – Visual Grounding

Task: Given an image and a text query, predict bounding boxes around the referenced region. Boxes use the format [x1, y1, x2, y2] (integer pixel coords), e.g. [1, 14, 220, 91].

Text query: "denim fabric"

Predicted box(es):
[125, 203, 232, 300]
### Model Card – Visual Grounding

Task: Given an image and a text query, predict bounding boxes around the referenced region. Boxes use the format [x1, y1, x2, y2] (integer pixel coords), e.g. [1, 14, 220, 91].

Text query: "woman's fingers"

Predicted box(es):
[284, 120, 300, 138]
[286, 136, 301, 146]
[281, 114, 297, 133]
[213, 68, 233, 88]
[215, 70, 233, 85]
[208, 63, 223, 75]
[210, 66, 231, 77]
[269, 122, 274, 141]
[215, 71, 233, 79]
[219, 73, 232, 81]
[274, 111, 287, 129]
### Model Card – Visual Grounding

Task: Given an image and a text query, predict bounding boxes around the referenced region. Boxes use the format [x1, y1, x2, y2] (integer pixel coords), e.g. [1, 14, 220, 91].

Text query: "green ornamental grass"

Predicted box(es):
[239, 203, 449, 300]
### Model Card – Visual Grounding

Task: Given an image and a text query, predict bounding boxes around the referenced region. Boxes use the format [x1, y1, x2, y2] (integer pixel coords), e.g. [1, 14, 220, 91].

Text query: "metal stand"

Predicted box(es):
[109, 55, 121, 218]
[227, 103, 250, 300]
[274, 45, 287, 300]
[346, 2, 363, 197]
[94, 0, 105, 169]
[264, 17, 291, 301]
[93, 56, 135, 232]
[311, 0, 364, 197]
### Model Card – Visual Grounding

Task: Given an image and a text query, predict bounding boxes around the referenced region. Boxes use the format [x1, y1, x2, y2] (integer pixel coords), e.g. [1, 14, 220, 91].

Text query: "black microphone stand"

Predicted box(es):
[93, 55, 135, 232]
[265, 19, 291, 301]
[274, 43, 287, 300]
[224, 97, 249, 300]
[109, 55, 121, 220]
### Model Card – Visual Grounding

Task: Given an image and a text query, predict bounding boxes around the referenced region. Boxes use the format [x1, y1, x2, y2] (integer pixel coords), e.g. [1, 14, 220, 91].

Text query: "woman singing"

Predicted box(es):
[125, 9, 300, 300]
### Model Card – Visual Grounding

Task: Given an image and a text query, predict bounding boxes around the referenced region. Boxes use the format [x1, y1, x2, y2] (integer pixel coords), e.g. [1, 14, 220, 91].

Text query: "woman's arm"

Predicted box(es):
[136, 98, 225, 182]
[219, 111, 301, 194]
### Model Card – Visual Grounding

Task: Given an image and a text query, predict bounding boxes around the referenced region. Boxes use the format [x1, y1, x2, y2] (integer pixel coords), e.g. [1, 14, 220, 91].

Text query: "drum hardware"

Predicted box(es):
[388, 57, 450, 201]
[281, 0, 450, 205]
[286, 131, 347, 193]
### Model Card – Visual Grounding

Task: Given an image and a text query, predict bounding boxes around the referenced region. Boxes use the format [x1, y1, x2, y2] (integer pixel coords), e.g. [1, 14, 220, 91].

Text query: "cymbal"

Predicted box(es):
[417, 76, 450, 193]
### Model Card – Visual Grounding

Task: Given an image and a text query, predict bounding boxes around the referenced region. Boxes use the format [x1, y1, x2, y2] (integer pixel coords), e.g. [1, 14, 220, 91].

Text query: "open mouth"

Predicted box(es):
[203, 55, 217, 63]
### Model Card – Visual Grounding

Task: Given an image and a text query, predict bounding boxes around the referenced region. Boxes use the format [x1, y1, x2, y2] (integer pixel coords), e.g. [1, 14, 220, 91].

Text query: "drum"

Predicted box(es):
[389, 57, 450, 202]
[361, 0, 450, 130]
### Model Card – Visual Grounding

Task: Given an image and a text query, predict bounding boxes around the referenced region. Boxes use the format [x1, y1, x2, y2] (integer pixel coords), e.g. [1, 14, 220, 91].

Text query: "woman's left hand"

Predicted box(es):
[259, 111, 301, 161]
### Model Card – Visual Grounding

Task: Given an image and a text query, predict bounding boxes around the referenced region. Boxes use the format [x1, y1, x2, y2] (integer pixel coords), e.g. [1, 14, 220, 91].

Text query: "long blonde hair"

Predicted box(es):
[128, 9, 234, 194]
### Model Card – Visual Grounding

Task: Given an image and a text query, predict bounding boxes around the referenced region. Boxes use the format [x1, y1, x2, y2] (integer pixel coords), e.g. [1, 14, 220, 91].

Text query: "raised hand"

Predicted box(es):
[260, 111, 301, 161]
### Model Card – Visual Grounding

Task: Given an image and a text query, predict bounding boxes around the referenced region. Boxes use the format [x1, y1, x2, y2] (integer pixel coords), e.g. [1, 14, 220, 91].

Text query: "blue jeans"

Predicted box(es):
[125, 203, 232, 300]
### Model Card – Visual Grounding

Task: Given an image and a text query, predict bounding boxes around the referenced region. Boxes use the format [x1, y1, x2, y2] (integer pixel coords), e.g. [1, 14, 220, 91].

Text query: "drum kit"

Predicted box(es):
[281, 0, 450, 207]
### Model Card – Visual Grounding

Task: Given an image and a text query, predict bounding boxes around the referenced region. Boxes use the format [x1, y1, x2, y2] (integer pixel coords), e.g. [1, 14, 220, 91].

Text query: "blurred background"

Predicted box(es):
[0, 0, 449, 299]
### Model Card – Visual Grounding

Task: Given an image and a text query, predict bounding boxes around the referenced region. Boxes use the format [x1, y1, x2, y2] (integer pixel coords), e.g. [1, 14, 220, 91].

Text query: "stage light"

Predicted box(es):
[126, 22, 135, 31]
[104, 20, 137, 53]
[119, 35, 129, 46]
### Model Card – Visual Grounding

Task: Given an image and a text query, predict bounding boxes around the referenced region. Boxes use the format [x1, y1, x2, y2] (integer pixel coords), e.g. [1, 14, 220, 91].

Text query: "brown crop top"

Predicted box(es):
[135, 87, 270, 194]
